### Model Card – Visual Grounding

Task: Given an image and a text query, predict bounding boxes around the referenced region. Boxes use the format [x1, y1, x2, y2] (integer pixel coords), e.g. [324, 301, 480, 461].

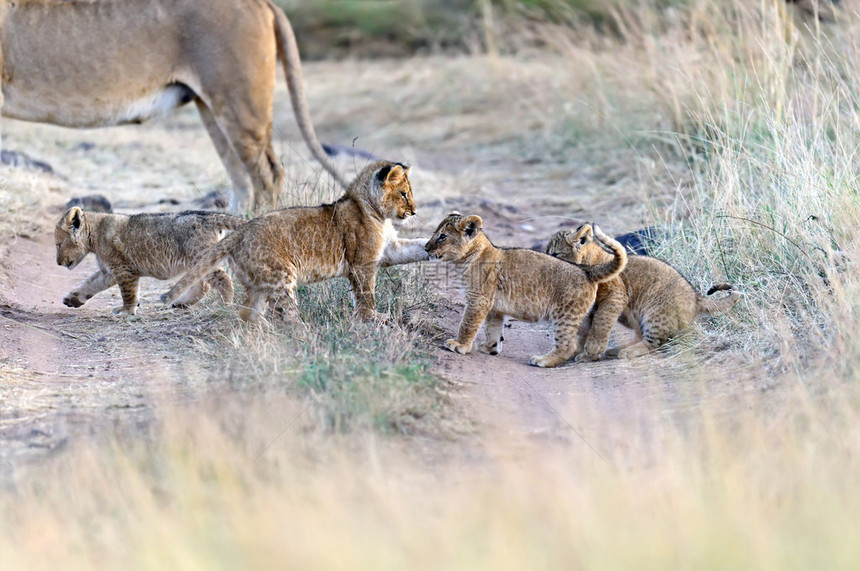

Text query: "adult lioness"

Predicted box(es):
[0, 0, 348, 211]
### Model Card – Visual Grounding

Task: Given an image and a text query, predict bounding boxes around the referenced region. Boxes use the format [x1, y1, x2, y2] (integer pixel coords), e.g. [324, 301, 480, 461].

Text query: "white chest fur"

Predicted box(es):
[376, 219, 398, 262]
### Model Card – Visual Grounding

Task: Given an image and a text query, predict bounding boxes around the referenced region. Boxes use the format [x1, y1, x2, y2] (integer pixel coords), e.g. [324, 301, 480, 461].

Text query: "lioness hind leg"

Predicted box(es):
[195, 99, 253, 212]
[208, 104, 280, 213]
[205, 269, 234, 304]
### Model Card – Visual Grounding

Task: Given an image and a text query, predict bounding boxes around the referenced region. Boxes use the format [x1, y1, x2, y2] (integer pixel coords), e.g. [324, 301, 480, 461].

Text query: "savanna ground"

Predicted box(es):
[1, 1, 859, 567]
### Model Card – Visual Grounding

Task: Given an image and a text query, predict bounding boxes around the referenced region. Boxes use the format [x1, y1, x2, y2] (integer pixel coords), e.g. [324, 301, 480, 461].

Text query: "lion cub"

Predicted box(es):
[425, 213, 627, 368]
[55, 208, 243, 315]
[547, 224, 740, 359]
[161, 161, 429, 323]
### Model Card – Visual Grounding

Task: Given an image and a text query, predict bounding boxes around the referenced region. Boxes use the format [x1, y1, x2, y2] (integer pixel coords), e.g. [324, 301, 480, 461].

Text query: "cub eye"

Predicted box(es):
[579, 237, 587, 245]
[438, 234, 447, 242]
[400, 191, 408, 199]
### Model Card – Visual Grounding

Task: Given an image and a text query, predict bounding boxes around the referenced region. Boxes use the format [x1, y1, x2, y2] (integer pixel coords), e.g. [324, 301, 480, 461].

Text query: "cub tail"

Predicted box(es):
[697, 283, 740, 315]
[161, 232, 241, 306]
[581, 224, 628, 284]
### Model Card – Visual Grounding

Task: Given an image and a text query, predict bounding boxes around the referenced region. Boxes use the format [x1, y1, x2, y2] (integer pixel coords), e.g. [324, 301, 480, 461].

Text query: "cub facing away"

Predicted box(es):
[161, 161, 429, 323]
[546, 224, 740, 359]
[55, 208, 243, 315]
[424, 213, 627, 368]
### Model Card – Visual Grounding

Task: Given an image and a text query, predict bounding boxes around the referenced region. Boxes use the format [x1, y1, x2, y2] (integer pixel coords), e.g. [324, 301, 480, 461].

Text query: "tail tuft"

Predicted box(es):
[699, 284, 740, 315]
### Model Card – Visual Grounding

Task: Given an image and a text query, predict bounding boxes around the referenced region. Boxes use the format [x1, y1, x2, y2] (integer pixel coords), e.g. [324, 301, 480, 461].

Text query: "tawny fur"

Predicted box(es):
[55, 208, 243, 315]
[425, 213, 627, 368]
[1, 0, 347, 212]
[161, 161, 429, 323]
[546, 224, 740, 359]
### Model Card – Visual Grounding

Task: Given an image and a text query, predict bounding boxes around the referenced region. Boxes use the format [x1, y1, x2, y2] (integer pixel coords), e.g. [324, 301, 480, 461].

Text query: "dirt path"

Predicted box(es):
[0, 232, 222, 476]
[0, 58, 760, 477]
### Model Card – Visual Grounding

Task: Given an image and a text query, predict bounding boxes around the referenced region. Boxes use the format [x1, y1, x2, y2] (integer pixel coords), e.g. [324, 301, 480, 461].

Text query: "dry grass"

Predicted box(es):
[2, 0, 860, 567]
[1, 371, 858, 569]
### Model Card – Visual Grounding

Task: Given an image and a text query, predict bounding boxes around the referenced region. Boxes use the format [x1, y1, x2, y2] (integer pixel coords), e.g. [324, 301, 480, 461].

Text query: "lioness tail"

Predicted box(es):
[268, 0, 349, 189]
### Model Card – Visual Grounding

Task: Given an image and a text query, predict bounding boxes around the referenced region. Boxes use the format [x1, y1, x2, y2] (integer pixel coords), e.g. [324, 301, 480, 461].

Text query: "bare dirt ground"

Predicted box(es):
[0, 57, 762, 479]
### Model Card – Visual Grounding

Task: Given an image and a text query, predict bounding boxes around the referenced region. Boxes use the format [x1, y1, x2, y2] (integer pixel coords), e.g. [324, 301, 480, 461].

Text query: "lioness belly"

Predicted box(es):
[2, 84, 194, 128]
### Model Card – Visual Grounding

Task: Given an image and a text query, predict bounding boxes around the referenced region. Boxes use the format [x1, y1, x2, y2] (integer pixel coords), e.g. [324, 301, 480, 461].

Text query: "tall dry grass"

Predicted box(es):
[2, 1, 859, 568]
[1, 369, 858, 569]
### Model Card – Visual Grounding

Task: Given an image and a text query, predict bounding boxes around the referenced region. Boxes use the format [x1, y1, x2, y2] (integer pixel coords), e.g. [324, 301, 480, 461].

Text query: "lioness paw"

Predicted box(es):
[444, 339, 471, 355]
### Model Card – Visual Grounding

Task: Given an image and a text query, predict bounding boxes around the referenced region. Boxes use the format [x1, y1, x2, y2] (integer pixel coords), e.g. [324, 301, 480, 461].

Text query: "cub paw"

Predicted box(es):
[618, 346, 649, 359]
[444, 339, 471, 355]
[112, 306, 137, 316]
[478, 342, 500, 356]
[62, 293, 85, 308]
[528, 354, 562, 368]
[574, 352, 600, 363]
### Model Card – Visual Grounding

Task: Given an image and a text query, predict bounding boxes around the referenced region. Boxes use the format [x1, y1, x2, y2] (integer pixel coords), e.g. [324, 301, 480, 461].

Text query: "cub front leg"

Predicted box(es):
[379, 238, 430, 267]
[347, 264, 381, 321]
[63, 268, 116, 308]
[110, 266, 141, 315]
[446, 292, 493, 355]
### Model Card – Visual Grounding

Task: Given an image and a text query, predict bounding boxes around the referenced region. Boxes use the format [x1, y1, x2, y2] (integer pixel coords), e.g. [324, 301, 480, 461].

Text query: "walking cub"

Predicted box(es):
[546, 224, 740, 359]
[425, 213, 627, 368]
[161, 161, 429, 323]
[55, 208, 243, 315]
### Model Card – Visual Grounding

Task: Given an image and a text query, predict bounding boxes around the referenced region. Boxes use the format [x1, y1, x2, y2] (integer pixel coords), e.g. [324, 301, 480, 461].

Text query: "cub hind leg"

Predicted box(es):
[478, 311, 505, 355]
[237, 267, 298, 324]
[238, 291, 267, 324]
[268, 281, 301, 323]
[615, 319, 670, 359]
[172, 281, 211, 308]
[576, 290, 627, 362]
[205, 269, 234, 304]
[529, 306, 589, 368]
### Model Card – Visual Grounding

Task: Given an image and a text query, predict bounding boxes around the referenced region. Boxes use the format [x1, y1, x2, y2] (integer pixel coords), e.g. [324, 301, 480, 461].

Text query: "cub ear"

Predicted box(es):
[568, 223, 593, 246]
[377, 163, 407, 186]
[65, 207, 83, 232]
[458, 215, 483, 238]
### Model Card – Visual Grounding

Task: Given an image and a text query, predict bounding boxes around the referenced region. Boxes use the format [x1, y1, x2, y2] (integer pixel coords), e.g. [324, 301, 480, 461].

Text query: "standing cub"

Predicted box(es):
[425, 213, 627, 368]
[546, 224, 740, 359]
[161, 161, 429, 323]
[55, 208, 243, 314]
